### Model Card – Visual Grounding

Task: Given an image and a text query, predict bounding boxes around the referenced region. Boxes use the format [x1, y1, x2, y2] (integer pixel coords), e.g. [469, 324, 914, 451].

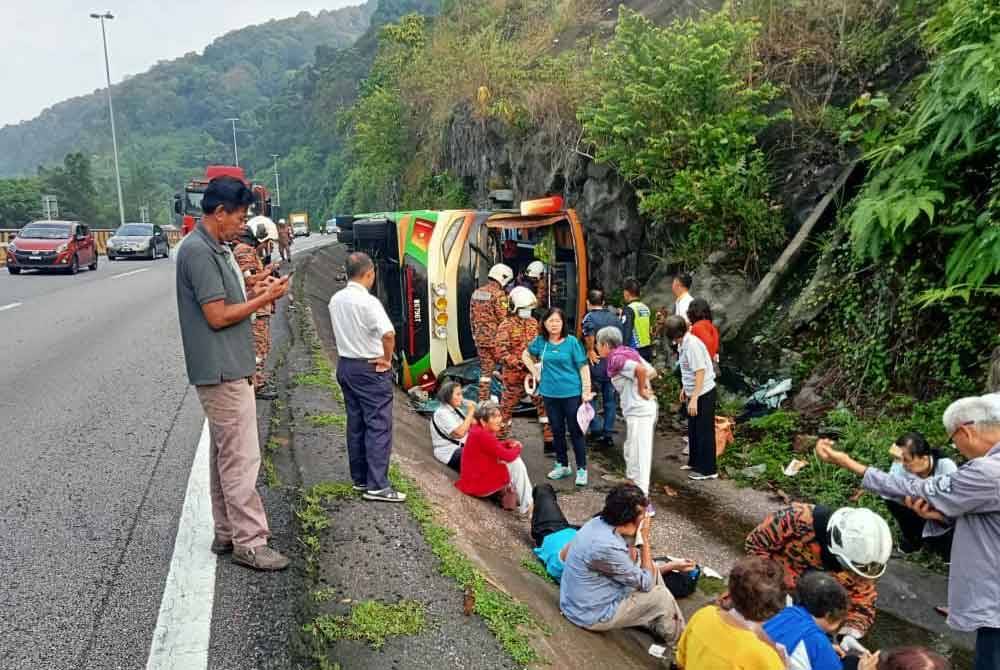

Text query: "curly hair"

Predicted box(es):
[599, 484, 648, 527]
[728, 556, 786, 622]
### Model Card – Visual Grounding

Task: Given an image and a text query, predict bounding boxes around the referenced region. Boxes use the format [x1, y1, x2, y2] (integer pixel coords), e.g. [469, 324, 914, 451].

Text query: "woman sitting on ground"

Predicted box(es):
[455, 402, 533, 514]
[429, 381, 476, 473]
[883, 432, 957, 557]
[877, 647, 950, 670]
[675, 556, 786, 670]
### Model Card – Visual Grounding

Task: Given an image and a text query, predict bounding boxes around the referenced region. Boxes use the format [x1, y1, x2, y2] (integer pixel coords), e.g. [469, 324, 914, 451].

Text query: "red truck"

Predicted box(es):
[174, 165, 271, 235]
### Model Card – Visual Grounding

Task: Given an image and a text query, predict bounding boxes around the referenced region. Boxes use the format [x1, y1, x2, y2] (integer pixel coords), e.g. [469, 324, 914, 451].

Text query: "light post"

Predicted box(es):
[271, 154, 281, 209]
[89, 11, 126, 228]
[225, 118, 240, 166]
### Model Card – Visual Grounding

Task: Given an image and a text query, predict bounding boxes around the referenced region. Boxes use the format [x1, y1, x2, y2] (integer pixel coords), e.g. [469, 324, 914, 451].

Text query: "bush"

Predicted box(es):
[579, 8, 789, 273]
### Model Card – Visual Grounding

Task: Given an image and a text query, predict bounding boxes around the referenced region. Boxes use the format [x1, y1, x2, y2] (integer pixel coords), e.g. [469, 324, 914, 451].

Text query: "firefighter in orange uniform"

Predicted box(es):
[234, 217, 279, 400]
[496, 286, 554, 453]
[471, 263, 514, 401]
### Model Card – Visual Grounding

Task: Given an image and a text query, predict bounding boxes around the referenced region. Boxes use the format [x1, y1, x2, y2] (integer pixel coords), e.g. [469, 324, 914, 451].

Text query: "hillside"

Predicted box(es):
[0, 2, 375, 179]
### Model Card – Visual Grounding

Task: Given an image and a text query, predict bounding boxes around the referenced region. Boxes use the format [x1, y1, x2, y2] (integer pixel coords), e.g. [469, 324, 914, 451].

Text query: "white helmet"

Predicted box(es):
[509, 286, 537, 310]
[827, 507, 892, 579]
[487, 263, 514, 287]
[248, 215, 278, 242]
[278, 218, 286, 224]
[526, 260, 546, 279]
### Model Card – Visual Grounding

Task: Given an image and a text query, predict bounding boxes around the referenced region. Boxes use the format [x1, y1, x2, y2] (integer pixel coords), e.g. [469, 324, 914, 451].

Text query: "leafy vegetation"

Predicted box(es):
[309, 413, 348, 430]
[580, 8, 789, 273]
[847, 0, 1000, 301]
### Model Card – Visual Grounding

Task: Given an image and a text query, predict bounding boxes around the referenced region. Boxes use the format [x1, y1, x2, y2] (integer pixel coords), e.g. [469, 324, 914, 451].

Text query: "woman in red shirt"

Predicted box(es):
[688, 298, 719, 363]
[455, 402, 534, 514]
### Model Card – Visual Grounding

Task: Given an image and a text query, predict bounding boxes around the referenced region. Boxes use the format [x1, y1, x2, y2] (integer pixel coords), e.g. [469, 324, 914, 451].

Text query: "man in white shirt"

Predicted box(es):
[329, 252, 405, 502]
[672, 273, 694, 324]
[664, 315, 717, 481]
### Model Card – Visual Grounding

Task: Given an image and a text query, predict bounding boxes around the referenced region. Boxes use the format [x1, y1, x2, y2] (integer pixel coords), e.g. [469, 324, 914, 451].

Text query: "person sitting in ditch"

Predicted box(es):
[454, 402, 533, 515]
[429, 381, 476, 473]
[558, 484, 685, 642]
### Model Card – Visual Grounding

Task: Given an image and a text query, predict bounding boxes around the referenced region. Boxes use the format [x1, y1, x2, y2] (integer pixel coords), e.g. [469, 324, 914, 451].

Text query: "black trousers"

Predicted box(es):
[885, 499, 954, 558]
[530, 483, 573, 547]
[685, 387, 717, 476]
[976, 627, 1000, 670]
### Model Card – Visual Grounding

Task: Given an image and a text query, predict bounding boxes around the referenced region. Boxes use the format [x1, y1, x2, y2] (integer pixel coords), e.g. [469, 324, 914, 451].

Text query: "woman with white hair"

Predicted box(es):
[815, 394, 1000, 670]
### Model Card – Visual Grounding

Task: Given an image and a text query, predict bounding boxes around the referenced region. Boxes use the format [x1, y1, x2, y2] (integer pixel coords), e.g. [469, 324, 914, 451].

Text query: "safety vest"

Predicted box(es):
[629, 301, 652, 348]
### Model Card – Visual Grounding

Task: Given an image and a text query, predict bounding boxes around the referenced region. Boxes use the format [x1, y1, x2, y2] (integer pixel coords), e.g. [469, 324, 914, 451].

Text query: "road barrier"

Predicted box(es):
[0, 229, 183, 265]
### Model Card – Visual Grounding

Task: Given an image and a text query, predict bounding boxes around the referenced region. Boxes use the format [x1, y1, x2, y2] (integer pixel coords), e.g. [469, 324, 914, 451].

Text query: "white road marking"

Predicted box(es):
[111, 268, 151, 280]
[146, 420, 216, 670]
[0, 302, 22, 312]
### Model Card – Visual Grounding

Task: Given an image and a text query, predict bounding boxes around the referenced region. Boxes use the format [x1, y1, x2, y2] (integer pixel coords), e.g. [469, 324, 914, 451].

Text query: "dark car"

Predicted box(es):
[6, 221, 98, 275]
[107, 223, 170, 260]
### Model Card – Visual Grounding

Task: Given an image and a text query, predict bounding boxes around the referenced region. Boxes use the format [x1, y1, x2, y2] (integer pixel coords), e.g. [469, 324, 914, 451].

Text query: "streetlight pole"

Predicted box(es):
[271, 154, 281, 208]
[90, 11, 126, 228]
[225, 118, 240, 167]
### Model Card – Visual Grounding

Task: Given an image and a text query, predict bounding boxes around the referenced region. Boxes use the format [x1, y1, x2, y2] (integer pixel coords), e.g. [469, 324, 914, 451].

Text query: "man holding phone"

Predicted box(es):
[176, 176, 291, 571]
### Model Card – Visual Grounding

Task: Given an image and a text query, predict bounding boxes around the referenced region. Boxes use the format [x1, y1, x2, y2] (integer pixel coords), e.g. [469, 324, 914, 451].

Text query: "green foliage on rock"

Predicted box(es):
[848, 0, 1000, 301]
[579, 8, 789, 272]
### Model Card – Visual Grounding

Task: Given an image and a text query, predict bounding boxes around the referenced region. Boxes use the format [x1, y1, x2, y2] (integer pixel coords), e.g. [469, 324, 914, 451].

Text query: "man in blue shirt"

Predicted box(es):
[581, 290, 623, 447]
[559, 485, 684, 642]
[765, 571, 852, 670]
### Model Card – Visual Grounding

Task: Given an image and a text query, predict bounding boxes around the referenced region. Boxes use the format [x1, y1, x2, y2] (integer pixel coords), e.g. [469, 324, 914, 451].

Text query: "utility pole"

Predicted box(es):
[89, 11, 126, 228]
[42, 195, 59, 220]
[139, 205, 149, 223]
[225, 118, 240, 167]
[271, 153, 281, 208]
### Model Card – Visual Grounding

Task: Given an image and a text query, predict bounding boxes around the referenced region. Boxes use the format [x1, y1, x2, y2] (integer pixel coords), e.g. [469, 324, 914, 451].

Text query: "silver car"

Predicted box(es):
[107, 223, 170, 260]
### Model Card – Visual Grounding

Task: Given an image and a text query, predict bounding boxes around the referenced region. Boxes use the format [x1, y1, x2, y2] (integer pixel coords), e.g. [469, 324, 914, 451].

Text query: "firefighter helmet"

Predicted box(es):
[248, 215, 278, 242]
[526, 260, 546, 279]
[827, 507, 893, 579]
[487, 263, 514, 287]
[509, 286, 537, 310]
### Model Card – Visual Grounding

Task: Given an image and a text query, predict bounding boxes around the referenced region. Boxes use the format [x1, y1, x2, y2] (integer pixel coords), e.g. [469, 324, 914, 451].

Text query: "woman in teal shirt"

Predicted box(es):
[522, 308, 594, 486]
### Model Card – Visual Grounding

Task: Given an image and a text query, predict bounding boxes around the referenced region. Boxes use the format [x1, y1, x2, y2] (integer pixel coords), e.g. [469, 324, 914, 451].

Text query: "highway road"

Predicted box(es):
[0, 234, 337, 669]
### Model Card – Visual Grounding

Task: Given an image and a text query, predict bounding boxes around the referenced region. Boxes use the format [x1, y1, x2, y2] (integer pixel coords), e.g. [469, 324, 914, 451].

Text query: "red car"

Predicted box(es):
[6, 220, 99, 275]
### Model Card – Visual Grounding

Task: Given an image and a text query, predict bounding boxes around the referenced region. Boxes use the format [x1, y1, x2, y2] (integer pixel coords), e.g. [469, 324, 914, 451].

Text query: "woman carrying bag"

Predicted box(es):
[523, 307, 594, 486]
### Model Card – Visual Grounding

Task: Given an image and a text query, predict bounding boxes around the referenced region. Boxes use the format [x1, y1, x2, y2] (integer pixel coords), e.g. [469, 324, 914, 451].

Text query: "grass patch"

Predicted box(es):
[309, 413, 347, 430]
[698, 575, 728, 597]
[520, 554, 557, 584]
[262, 438, 282, 488]
[296, 481, 361, 573]
[305, 600, 426, 650]
[312, 587, 338, 603]
[389, 464, 545, 665]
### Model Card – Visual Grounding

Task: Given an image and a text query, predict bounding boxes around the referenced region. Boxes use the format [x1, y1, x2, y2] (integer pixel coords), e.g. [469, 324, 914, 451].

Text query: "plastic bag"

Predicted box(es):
[577, 401, 595, 434]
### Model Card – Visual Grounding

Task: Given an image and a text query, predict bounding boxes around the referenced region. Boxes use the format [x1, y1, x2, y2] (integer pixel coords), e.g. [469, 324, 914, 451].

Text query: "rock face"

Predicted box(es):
[441, 105, 644, 291]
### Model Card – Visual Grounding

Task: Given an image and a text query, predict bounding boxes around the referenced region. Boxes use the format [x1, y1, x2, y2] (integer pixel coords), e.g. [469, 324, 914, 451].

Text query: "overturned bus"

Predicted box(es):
[340, 197, 588, 390]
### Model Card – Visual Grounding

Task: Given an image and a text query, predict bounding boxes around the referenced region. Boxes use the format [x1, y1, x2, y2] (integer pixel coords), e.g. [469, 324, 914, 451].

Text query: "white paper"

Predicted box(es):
[648, 644, 667, 659]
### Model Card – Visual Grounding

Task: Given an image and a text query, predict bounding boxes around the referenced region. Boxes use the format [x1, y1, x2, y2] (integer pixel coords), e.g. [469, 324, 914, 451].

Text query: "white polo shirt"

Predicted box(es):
[328, 281, 395, 359]
[678, 332, 716, 397]
[674, 292, 693, 323]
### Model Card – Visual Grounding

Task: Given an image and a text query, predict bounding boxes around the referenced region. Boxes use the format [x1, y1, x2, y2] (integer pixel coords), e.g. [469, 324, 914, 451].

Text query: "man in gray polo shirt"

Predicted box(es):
[176, 175, 290, 571]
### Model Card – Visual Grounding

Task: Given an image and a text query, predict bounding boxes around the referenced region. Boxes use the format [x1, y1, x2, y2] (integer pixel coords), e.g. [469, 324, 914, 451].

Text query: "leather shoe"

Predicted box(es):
[232, 544, 290, 571]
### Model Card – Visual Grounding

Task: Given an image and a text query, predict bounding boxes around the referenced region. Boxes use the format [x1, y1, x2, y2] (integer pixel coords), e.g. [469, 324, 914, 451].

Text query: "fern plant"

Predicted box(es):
[848, 0, 1000, 301]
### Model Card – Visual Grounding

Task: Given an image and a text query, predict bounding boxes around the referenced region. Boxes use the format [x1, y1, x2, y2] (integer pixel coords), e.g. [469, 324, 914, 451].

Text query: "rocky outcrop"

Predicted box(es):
[440, 105, 644, 291]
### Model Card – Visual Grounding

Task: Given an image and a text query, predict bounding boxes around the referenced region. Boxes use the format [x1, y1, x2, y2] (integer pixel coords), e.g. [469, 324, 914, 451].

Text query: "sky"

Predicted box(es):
[0, 0, 360, 128]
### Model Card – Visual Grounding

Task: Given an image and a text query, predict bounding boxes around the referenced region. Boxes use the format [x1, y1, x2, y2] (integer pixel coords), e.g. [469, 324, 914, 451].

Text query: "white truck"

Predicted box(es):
[290, 212, 310, 237]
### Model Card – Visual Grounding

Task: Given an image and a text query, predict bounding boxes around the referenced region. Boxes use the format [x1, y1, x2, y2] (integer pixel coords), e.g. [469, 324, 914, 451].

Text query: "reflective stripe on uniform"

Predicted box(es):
[629, 300, 652, 347]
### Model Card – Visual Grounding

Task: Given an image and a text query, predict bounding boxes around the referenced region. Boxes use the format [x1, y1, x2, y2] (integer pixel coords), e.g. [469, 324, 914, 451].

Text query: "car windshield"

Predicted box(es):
[18, 224, 72, 239]
[184, 191, 203, 215]
[116, 224, 153, 236]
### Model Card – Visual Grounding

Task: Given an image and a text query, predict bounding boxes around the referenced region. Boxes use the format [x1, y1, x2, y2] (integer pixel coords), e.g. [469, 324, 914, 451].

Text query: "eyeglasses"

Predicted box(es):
[949, 420, 974, 444]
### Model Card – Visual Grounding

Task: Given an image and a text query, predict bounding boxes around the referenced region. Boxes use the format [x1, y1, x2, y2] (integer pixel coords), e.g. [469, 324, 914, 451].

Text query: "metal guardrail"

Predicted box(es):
[0, 229, 183, 264]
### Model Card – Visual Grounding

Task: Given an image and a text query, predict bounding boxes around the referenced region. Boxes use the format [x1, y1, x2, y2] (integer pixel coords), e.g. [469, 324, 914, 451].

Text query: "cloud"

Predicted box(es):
[1, 0, 360, 127]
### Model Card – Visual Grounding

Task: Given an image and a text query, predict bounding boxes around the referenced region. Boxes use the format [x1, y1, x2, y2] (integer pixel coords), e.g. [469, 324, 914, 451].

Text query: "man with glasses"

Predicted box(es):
[815, 394, 1000, 670]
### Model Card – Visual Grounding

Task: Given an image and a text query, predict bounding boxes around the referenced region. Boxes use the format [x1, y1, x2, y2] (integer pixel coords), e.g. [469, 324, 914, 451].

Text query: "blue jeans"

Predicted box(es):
[543, 395, 587, 469]
[588, 377, 617, 437]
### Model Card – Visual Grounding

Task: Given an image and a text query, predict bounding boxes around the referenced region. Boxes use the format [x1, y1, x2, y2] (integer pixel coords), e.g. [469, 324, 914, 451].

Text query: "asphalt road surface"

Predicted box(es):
[0, 234, 336, 670]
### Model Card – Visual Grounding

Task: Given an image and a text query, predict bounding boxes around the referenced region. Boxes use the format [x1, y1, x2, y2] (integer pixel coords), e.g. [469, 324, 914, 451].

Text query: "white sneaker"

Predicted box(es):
[688, 472, 719, 481]
[680, 465, 693, 471]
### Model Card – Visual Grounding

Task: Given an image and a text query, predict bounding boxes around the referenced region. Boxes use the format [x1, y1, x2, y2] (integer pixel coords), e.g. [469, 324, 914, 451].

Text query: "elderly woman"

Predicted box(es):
[455, 402, 533, 514]
[429, 381, 476, 473]
[663, 315, 718, 481]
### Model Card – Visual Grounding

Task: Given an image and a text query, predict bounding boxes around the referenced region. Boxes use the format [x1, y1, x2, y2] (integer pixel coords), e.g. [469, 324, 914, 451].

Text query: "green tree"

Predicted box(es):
[579, 8, 788, 271]
[38, 153, 100, 223]
[0, 178, 42, 228]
